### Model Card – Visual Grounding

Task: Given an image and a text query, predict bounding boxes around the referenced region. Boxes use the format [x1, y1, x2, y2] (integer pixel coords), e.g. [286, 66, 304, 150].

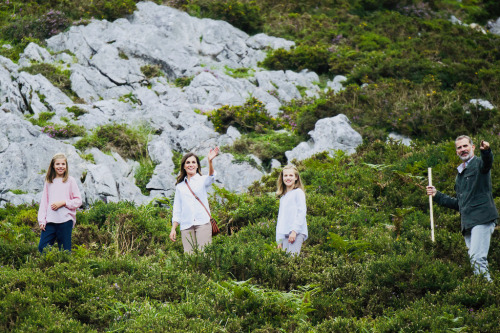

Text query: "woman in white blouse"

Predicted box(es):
[275, 165, 308, 255]
[169, 147, 219, 253]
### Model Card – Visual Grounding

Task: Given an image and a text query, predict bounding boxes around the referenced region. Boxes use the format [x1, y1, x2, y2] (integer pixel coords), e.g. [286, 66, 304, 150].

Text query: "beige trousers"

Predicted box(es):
[180, 223, 212, 254]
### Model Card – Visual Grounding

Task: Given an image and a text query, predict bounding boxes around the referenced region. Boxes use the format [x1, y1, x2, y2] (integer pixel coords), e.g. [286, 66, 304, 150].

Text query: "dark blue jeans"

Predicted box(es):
[38, 220, 73, 253]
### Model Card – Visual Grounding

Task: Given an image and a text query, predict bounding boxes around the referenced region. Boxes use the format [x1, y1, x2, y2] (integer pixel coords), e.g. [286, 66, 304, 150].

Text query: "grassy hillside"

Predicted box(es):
[2, 135, 500, 331]
[2, 0, 500, 331]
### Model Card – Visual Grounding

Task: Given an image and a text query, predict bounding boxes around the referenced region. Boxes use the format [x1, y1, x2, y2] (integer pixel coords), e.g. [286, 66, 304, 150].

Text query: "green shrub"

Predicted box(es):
[207, 97, 281, 134]
[134, 158, 157, 195]
[140, 64, 163, 79]
[224, 130, 304, 168]
[185, 0, 264, 34]
[41, 122, 86, 138]
[173, 76, 194, 88]
[20, 63, 74, 98]
[66, 105, 87, 118]
[75, 124, 152, 160]
[261, 44, 331, 74]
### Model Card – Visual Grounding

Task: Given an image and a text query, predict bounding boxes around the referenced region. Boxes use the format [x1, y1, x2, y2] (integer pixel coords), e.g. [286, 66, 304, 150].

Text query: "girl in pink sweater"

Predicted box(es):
[38, 153, 82, 253]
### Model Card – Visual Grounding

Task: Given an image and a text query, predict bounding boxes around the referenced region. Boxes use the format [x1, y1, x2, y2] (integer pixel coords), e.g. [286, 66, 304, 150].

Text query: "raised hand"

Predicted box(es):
[480, 140, 490, 150]
[208, 147, 220, 161]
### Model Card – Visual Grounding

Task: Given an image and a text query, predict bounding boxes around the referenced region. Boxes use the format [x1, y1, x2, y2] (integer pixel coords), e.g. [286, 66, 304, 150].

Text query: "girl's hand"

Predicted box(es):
[169, 228, 177, 242]
[39, 224, 46, 231]
[277, 243, 282, 249]
[288, 230, 297, 243]
[50, 201, 65, 210]
[208, 147, 220, 162]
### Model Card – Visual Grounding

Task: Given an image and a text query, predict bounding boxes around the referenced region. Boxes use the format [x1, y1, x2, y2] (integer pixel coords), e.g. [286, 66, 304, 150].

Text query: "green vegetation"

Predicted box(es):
[79, 152, 95, 164]
[0, 1, 152, 59]
[224, 130, 303, 169]
[66, 106, 88, 119]
[140, 64, 163, 80]
[19, 63, 75, 98]
[173, 76, 194, 88]
[135, 158, 157, 195]
[9, 189, 27, 195]
[2, 134, 500, 331]
[2, 0, 500, 331]
[27, 111, 55, 127]
[40, 122, 86, 138]
[183, 0, 264, 34]
[27, 112, 86, 138]
[75, 123, 152, 161]
[207, 97, 282, 134]
[118, 92, 140, 105]
[224, 66, 253, 79]
[74, 124, 156, 190]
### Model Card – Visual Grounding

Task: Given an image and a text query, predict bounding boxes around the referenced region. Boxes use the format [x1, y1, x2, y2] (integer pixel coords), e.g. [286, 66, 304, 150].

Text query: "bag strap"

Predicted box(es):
[185, 180, 212, 219]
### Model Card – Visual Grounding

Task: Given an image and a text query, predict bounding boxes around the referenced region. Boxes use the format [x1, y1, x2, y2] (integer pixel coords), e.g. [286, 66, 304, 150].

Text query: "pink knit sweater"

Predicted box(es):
[38, 176, 82, 226]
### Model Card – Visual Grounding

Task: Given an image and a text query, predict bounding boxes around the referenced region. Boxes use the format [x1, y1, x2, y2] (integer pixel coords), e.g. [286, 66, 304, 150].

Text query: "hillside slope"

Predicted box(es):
[1, 0, 500, 332]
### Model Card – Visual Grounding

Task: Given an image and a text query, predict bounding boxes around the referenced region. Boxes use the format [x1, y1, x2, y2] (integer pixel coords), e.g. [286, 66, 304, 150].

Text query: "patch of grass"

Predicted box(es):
[66, 106, 87, 119]
[79, 152, 95, 164]
[135, 157, 157, 195]
[224, 66, 253, 79]
[19, 63, 74, 98]
[75, 123, 152, 161]
[141, 65, 163, 80]
[224, 130, 304, 169]
[118, 92, 141, 105]
[174, 76, 194, 88]
[9, 189, 27, 195]
[26, 111, 55, 127]
[207, 97, 283, 134]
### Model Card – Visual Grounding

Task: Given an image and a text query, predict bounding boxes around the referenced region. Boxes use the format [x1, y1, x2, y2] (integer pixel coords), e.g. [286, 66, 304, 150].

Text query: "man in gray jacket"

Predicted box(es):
[427, 135, 498, 281]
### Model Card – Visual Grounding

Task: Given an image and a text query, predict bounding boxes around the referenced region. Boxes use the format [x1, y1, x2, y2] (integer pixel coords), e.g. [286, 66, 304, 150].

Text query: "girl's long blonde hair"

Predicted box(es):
[45, 153, 69, 183]
[276, 165, 305, 198]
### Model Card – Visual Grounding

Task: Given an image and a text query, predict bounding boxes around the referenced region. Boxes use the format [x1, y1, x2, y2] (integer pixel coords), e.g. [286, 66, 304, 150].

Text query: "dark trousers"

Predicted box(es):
[38, 220, 73, 253]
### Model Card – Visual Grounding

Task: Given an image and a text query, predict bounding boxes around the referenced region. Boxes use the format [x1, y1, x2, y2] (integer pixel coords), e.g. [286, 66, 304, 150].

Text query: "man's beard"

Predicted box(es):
[459, 152, 472, 161]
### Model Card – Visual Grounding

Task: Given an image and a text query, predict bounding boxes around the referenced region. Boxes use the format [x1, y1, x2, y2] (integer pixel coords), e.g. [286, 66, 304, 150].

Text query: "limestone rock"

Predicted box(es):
[286, 114, 362, 161]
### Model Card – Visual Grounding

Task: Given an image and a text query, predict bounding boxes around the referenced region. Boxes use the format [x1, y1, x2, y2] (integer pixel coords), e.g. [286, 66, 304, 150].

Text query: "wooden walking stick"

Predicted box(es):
[428, 168, 435, 242]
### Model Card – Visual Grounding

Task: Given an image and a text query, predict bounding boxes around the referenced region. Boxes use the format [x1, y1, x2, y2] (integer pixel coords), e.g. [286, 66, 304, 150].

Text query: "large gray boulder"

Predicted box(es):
[201, 153, 264, 193]
[285, 114, 362, 161]
[488, 17, 500, 35]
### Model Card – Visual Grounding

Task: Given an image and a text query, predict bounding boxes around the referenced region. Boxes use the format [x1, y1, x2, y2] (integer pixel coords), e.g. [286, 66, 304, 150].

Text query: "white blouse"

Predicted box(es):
[172, 173, 215, 230]
[276, 188, 308, 243]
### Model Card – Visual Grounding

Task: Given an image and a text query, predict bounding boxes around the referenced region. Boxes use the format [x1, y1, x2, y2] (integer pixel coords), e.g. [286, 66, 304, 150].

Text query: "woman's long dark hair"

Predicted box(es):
[175, 153, 202, 184]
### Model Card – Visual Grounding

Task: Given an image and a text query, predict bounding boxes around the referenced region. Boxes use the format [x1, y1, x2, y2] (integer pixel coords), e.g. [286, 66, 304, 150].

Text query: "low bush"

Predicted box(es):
[184, 0, 264, 34]
[223, 130, 304, 168]
[75, 123, 152, 160]
[41, 122, 86, 138]
[207, 97, 281, 134]
[19, 63, 74, 98]
[134, 158, 157, 195]
[66, 106, 87, 119]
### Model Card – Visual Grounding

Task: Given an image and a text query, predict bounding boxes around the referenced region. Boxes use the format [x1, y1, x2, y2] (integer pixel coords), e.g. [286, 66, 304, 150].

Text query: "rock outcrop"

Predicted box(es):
[285, 114, 362, 162]
[0, 2, 353, 207]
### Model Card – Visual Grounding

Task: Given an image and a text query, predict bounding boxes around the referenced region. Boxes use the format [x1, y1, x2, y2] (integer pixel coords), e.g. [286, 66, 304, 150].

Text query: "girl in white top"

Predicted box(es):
[170, 147, 219, 253]
[276, 165, 308, 255]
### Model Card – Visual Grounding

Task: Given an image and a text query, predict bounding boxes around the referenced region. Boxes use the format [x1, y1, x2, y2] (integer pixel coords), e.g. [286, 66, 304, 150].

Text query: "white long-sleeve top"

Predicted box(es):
[276, 188, 308, 244]
[172, 173, 215, 230]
